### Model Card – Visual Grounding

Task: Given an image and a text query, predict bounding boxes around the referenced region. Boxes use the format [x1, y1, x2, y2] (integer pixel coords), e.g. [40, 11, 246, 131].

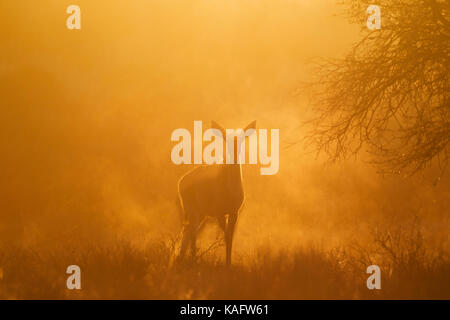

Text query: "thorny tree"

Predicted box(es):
[308, 0, 449, 176]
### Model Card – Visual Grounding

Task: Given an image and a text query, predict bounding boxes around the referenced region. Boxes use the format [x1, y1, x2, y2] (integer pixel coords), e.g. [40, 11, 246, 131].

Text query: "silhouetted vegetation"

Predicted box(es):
[309, 0, 449, 176]
[0, 217, 448, 299]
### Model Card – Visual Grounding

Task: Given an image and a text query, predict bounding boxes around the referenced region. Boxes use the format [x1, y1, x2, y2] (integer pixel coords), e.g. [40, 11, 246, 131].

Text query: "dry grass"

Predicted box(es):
[0, 220, 448, 300]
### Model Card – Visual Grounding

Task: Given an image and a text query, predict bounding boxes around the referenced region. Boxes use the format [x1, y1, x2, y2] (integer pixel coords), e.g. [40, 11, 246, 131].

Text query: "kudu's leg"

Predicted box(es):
[225, 212, 237, 266]
[190, 217, 207, 261]
[217, 215, 226, 232]
[190, 224, 198, 260]
[179, 223, 192, 261]
[179, 215, 204, 262]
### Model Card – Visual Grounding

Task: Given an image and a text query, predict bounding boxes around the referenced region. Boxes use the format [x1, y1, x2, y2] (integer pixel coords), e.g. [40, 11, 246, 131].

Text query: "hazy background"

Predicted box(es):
[0, 0, 448, 263]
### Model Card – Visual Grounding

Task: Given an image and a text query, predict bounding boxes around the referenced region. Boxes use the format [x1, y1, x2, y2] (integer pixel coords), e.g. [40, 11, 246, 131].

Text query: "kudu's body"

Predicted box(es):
[177, 121, 255, 265]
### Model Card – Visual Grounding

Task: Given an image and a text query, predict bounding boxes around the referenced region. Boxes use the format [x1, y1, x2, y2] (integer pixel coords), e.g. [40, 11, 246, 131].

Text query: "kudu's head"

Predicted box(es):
[211, 120, 257, 165]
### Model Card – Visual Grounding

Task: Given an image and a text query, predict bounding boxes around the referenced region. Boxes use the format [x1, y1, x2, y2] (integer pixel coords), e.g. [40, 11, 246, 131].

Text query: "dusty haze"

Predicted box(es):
[0, 0, 448, 299]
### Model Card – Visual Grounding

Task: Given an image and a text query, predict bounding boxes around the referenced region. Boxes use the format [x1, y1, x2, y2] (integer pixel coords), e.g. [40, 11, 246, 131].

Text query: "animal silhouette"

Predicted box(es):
[177, 120, 256, 265]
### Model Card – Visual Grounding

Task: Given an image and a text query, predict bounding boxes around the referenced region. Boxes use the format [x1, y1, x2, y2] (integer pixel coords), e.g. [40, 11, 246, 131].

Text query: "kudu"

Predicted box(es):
[177, 120, 256, 265]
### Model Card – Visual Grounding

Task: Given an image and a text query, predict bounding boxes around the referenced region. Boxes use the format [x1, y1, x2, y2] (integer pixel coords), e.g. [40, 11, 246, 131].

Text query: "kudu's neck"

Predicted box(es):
[222, 144, 244, 186]
[223, 163, 243, 186]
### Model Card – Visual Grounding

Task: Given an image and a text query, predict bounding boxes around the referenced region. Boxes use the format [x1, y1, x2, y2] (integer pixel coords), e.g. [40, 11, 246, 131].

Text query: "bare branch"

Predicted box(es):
[306, 0, 450, 177]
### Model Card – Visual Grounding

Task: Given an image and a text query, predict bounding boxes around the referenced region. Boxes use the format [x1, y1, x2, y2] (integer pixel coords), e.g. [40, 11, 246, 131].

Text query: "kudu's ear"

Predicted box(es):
[211, 121, 226, 139]
[244, 120, 257, 131]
